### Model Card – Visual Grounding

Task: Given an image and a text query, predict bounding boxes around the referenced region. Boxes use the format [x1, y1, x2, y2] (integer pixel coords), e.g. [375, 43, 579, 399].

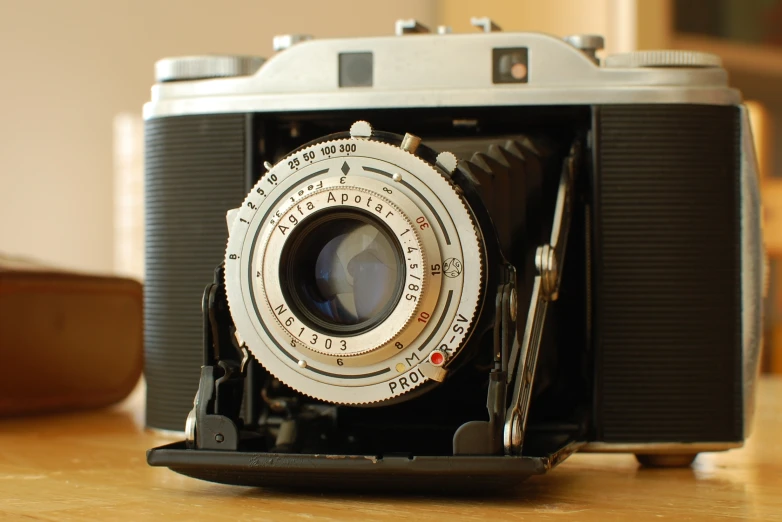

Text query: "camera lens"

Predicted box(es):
[226, 131, 485, 404]
[281, 210, 405, 335]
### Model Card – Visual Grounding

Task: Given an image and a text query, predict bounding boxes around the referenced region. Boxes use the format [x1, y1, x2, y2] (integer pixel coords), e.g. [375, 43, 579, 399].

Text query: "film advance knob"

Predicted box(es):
[154, 55, 265, 83]
[603, 50, 722, 68]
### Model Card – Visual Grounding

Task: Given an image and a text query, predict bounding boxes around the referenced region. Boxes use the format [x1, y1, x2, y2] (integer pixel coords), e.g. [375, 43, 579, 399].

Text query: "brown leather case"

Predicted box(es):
[0, 256, 143, 416]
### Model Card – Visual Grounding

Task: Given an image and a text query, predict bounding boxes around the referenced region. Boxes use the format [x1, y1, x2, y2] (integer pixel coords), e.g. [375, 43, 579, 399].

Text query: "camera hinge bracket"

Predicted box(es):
[185, 265, 247, 451]
[503, 142, 579, 456]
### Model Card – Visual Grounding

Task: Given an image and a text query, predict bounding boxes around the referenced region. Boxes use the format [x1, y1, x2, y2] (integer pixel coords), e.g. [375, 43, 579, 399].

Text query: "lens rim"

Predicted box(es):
[224, 134, 483, 405]
[279, 209, 406, 336]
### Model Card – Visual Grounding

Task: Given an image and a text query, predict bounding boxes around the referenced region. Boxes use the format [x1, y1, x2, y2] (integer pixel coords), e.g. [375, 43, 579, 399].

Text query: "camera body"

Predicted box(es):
[145, 22, 763, 489]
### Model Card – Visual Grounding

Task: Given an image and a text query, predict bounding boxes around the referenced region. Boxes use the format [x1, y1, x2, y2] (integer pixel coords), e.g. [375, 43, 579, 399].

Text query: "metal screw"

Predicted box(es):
[536, 244, 559, 300]
[215, 433, 224, 443]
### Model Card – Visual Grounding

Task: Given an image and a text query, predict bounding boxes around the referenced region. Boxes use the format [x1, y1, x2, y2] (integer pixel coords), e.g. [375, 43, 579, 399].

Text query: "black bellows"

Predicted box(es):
[593, 104, 743, 443]
[144, 114, 248, 431]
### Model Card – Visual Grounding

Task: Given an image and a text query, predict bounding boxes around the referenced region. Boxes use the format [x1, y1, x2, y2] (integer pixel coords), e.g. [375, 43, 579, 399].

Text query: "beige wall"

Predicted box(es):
[1, 1, 659, 273]
[439, 0, 612, 35]
[438, 0, 637, 54]
[0, 0, 436, 273]
[437, 0, 671, 52]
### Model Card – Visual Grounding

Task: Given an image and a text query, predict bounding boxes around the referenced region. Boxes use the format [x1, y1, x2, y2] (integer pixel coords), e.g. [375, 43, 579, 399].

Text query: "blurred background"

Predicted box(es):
[0, 0, 780, 372]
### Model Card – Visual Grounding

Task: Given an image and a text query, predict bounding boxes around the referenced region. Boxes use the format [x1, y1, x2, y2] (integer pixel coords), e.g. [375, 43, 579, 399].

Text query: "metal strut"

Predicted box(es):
[185, 265, 247, 451]
[503, 143, 579, 455]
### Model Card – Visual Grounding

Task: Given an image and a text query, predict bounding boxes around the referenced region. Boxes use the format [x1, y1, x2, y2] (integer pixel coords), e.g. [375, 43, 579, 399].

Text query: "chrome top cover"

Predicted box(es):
[144, 31, 740, 119]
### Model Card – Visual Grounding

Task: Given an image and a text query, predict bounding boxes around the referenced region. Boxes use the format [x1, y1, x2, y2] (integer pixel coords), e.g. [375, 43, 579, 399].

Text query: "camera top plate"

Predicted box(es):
[145, 32, 738, 119]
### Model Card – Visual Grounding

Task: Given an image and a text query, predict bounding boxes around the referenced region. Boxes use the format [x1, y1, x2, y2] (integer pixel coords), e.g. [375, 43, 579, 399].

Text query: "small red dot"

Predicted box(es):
[430, 352, 444, 366]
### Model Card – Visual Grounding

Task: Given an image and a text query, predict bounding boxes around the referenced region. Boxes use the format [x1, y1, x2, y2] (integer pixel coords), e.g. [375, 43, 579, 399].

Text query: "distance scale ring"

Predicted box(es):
[259, 185, 427, 357]
[225, 134, 484, 405]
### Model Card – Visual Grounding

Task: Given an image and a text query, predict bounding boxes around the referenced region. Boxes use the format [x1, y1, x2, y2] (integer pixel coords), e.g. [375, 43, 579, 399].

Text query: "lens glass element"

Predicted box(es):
[281, 211, 404, 334]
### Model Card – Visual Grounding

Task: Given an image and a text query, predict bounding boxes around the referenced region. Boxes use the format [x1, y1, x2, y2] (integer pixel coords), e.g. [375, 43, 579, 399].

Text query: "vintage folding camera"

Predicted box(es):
[145, 19, 764, 490]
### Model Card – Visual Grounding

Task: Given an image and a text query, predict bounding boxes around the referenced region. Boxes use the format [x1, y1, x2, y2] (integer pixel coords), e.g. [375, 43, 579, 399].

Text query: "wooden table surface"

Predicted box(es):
[2, 378, 781, 521]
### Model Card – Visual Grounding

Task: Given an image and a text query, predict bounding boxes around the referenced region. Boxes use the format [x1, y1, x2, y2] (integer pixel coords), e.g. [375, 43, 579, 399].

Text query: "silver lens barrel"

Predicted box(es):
[224, 127, 484, 405]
